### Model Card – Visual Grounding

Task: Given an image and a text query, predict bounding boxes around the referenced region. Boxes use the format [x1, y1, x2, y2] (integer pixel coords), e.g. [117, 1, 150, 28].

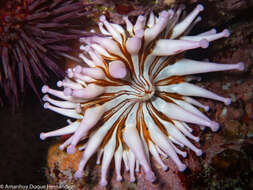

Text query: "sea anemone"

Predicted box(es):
[0, 0, 94, 107]
[40, 4, 244, 186]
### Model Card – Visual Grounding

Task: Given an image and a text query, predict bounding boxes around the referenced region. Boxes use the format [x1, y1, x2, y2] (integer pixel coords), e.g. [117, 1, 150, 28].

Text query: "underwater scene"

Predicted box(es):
[0, 0, 252, 189]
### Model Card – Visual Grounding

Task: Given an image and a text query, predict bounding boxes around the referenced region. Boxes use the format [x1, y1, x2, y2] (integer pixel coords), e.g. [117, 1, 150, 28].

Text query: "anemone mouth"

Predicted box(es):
[40, 4, 244, 186]
[131, 84, 156, 102]
[143, 88, 156, 101]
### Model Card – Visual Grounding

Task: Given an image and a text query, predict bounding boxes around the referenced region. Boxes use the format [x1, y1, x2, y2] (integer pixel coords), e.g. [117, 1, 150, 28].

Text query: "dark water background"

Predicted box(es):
[0, 80, 64, 184]
[0, 0, 252, 188]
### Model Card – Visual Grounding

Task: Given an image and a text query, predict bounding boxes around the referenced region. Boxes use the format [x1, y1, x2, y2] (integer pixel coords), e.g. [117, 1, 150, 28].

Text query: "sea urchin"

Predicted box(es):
[40, 4, 244, 186]
[0, 0, 94, 106]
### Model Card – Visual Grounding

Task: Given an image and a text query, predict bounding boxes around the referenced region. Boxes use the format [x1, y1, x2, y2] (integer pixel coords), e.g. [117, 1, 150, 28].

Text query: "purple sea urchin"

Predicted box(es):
[0, 0, 94, 107]
[40, 4, 244, 186]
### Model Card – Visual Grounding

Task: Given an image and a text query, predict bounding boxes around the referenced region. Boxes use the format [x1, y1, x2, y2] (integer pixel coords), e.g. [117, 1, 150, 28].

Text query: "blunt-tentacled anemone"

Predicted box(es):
[40, 4, 244, 186]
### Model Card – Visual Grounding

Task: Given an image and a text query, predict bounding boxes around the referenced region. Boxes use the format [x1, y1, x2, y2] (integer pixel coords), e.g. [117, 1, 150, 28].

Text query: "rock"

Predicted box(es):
[211, 149, 248, 175]
[245, 101, 253, 119]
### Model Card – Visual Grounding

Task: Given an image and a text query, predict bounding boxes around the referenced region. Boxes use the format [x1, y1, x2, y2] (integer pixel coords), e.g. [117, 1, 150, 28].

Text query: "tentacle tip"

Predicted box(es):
[196, 16, 202, 22]
[204, 106, 210, 112]
[76, 105, 82, 113]
[116, 176, 123, 182]
[40, 133, 46, 140]
[78, 53, 84, 59]
[200, 126, 206, 131]
[67, 71, 74, 78]
[122, 15, 128, 20]
[66, 68, 72, 74]
[78, 147, 84, 151]
[178, 164, 187, 172]
[182, 152, 187, 158]
[162, 166, 169, 171]
[73, 65, 82, 73]
[145, 171, 156, 182]
[197, 4, 204, 11]
[222, 29, 230, 37]
[211, 28, 217, 33]
[67, 145, 76, 154]
[194, 137, 200, 142]
[224, 98, 232, 106]
[43, 102, 49, 109]
[210, 121, 220, 132]
[99, 179, 108, 187]
[63, 87, 72, 96]
[160, 10, 169, 18]
[74, 170, 83, 179]
[237, 62, 245, 71]
[66, 119, 72, 124]
[168, 9, 175, 17]
[138, 15, 145, 21]
[130, 176, 136, 183]
[99, 15, 106, 22]
[41, 85, 49, 93]
[195, 149, 203, 156]
[59, 145, 64, 150]
[199, 39, 209, 49]
[42, 95, 49, 101]
[57, 81, 63, 87]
